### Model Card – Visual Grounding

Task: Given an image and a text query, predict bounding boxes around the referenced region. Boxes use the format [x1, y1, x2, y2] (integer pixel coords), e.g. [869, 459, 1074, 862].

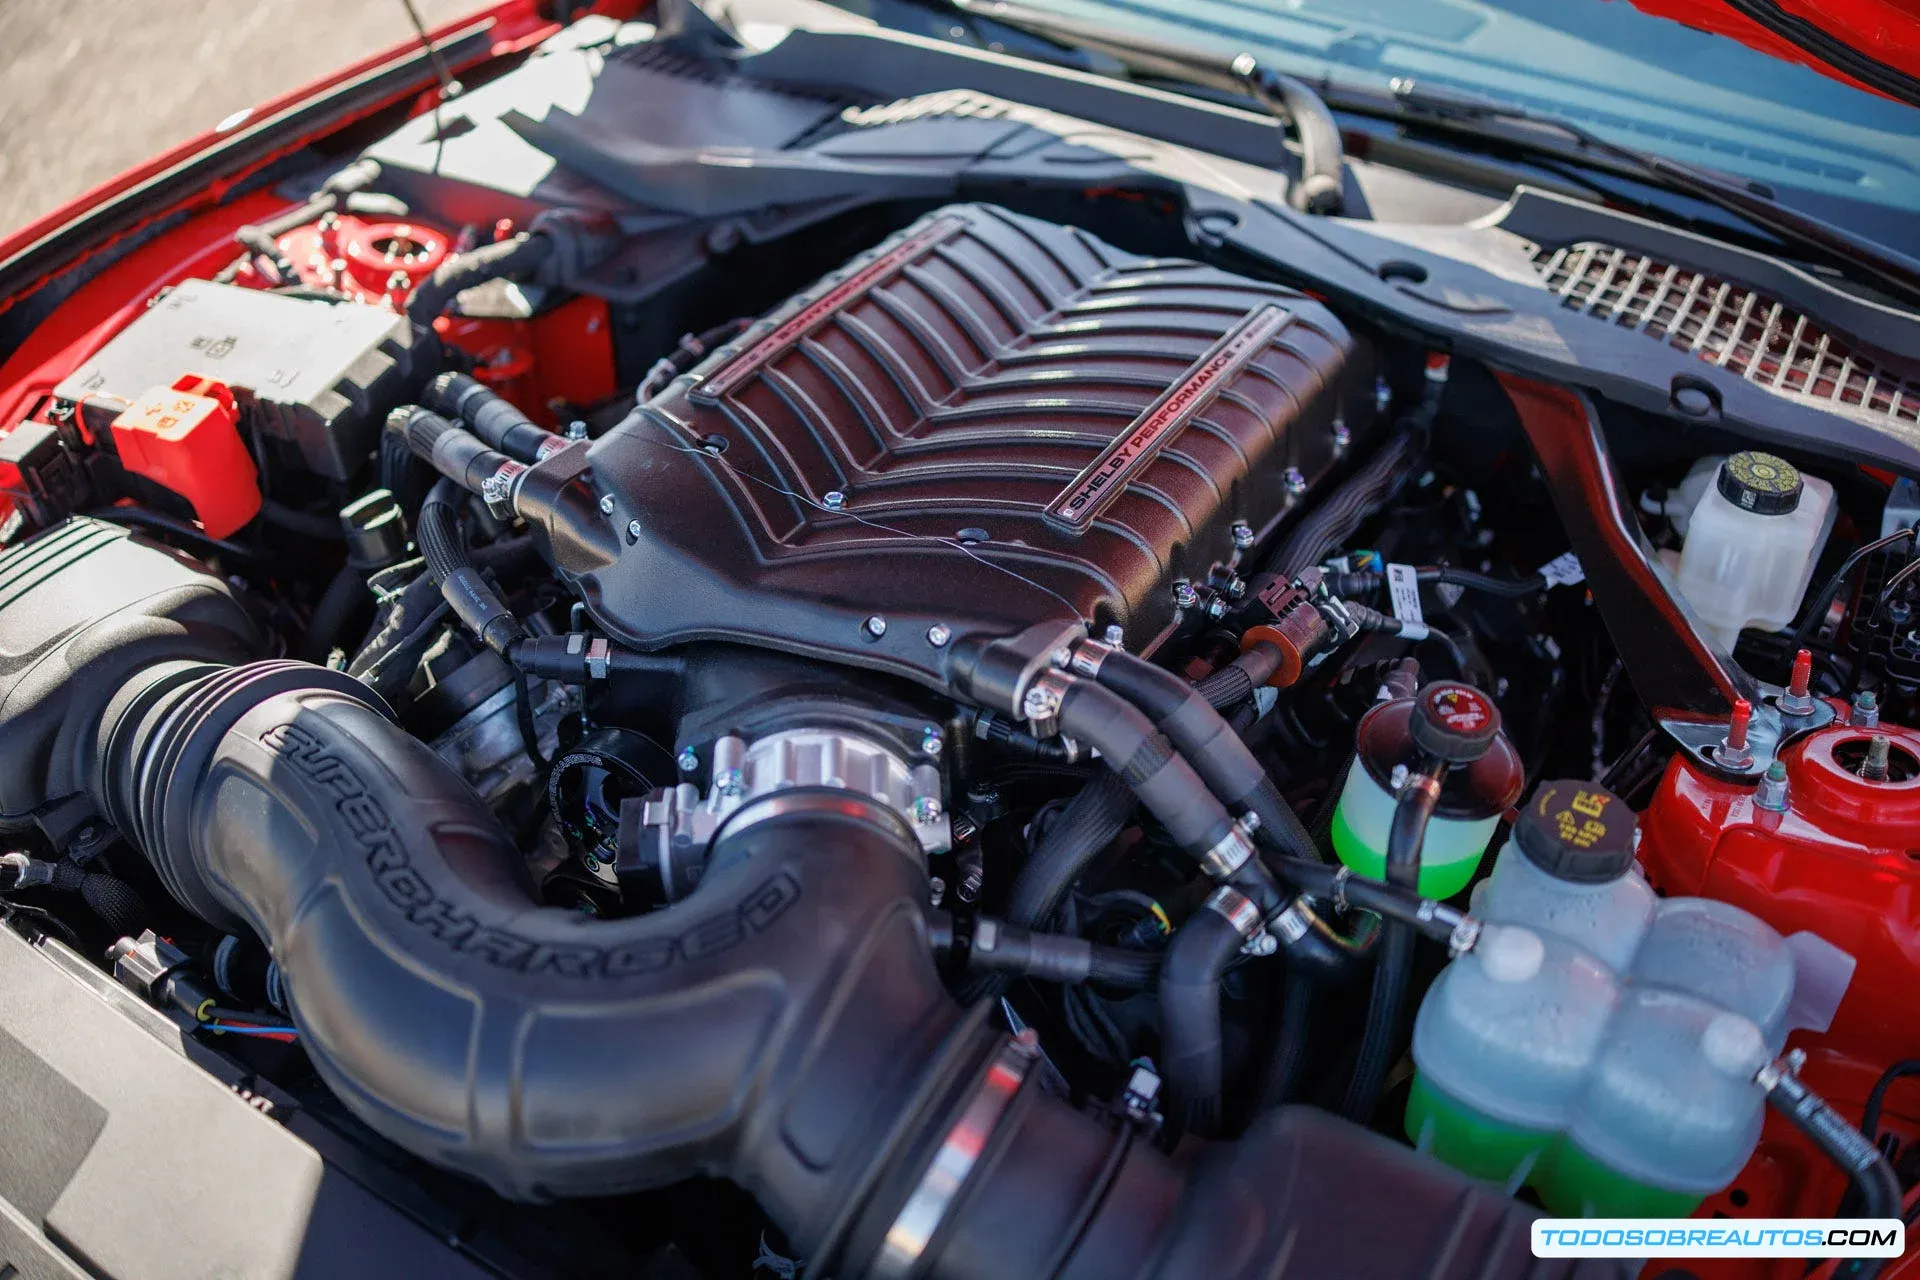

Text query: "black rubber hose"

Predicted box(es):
[425, 372, 555, 464]
[388, 404, 519, 497]
[416, 478, 527, 657]
[1005, 769, 1136, 928]
[1158, 896, 1249, 1138]
[1342, 770, 1443, 1123]
[302, 565, 370, 665]
[955, 915, 1162, 990]
[406, 231, 555, 329]
[1233, 57, 1346, 214]
[1762, 1063, 1904, 1280]
[1054, 680, 1237, 863]
[1194, 643, 1283, 711]
[1861, 1059, 1920, 1142]
[258, 499, 349, 541]
[1256, 971, 1314, 1113]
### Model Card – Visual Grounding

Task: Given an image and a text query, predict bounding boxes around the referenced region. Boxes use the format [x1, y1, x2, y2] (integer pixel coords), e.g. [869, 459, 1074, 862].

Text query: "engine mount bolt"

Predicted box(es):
[627, 519, 644, 541]
[676, 746, 699, 773]
[1332, 418, 1352, 455]
[1172, 580, 1200, 611]
[926, 622, 952, 648]
[1754, 760, 1790, 812]
[863, 614, 888, 639]
[1853, 690, 1881, 728]
[1230, 519, 1256, 550]
[1102, 624, 1126, 647]
[912, 796, 944, 824]
[823, 490, 847, 510]
[922, 726, 944, 756]
[1282, 467, 1308, 499]
[599, 494, 617, 515]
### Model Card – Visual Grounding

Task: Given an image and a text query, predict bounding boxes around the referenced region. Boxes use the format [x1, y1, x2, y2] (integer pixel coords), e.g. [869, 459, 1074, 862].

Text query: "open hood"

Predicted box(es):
[1628, 0, 1920, 106]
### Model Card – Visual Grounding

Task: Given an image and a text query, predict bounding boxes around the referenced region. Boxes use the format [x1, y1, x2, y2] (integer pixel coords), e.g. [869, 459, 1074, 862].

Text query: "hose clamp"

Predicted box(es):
[1203, 886, 1263, 939]
[1329, 864, 1354, 911]
[1198, 815, 1258, 880]
[871, 1031, 1041, 1280]
[1067, 639, 1114, 678]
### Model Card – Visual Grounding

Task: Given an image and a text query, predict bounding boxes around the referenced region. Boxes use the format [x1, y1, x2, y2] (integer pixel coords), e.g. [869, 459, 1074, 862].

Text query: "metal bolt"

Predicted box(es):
[1226, 576, 1247, 599]
[567, 420, 590, 441]
[1049, 645, 1075, 668]
[1172, 580, 1200, 610]
[1852, 690, 1880, 728]
[863, 614, 888, 639]
[1282, 466, 1308, 498]
[1242, 931, 1279, 957]
[922, 726, 944, 756]
[715, 768, 746, 799]
[912, 796, 944, 824]
[1754, 760, 1790, 812]
[1022, 682, 1063, 723]
[1230, 519, 1256, 550]
[1374, 375, 1393, 413]
[1332, 417, 1352, 455]
[676, 746, 699, 773]
[627, 519, 644, 541]
[1207, 596, 1230, 620]
[599, 494, 616, 515]
[926, 622, 952, 648]
[1862, 733, 1892, 782]
[823, 490, 847, 510]
[1102, 624, 1125, 647]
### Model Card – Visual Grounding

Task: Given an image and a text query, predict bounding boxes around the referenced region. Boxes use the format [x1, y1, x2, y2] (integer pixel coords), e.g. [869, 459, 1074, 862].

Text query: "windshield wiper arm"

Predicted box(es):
[1383, 77, 1920, 309]
[946, 0, 1346, 213]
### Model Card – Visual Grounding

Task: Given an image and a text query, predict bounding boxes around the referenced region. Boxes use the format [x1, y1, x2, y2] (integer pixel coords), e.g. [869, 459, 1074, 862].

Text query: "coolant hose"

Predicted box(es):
[1193, 642, 1283, 711]
[416, 478, 527, 657]
[389, 404, 521, 497]
[1342, 768, 1443, 1123]
[78, 656, 1579, 1278]
[1257, 970, 1315, 1112]
[301, 564, 371, 664]
[1233, 58, 1346, 215]
[406, 231, 555, 329]
[1761, 1061, 1904, 1280]
[1159, 888, 1258, 1137]
[934, 913, 1161, 990]
[1005, 768, 1136, 928]
[426, 371, 557, 464]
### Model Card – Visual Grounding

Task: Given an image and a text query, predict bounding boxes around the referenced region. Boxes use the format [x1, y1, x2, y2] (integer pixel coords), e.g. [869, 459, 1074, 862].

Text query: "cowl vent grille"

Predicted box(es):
[1532, 242, 1920, 424]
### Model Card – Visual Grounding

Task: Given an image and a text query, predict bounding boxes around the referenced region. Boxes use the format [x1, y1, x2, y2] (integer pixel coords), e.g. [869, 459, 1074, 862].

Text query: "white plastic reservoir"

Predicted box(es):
[1673, 451, 1834, 652]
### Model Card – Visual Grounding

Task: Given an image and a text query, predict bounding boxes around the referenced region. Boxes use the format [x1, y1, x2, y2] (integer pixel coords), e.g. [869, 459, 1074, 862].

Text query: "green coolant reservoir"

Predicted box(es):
[1330, 682, 1523, 899]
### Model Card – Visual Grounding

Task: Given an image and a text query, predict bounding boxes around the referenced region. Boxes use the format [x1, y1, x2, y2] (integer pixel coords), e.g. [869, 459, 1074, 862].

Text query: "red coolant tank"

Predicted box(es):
[1641, 720, 1920, 1066]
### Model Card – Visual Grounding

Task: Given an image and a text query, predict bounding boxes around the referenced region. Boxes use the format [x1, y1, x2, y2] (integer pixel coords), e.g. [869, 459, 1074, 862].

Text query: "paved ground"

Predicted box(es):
[0, 0, 480, 240]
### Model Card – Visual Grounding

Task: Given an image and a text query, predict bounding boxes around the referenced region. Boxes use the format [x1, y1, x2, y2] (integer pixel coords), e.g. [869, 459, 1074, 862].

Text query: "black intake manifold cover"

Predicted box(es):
[562, 203, 1369, 689]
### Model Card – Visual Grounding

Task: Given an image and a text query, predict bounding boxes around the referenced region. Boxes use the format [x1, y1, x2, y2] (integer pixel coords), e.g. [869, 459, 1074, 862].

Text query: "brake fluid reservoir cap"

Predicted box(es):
[1514, 780, 1637, 884]
[1717, 451, 1803, 516]
[1479, 925, 1546, 984]
[1701, 1011, 1766, 1077]
[1411, 681, 1502, 763]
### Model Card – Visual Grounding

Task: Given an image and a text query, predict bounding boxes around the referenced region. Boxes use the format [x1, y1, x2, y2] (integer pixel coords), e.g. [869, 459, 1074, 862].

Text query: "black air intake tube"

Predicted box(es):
[85, 658, 1614, 1279]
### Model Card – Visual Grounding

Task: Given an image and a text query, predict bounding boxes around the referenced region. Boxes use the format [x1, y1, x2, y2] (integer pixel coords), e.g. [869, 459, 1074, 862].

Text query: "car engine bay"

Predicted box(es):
[0, 4, 1917, 1278]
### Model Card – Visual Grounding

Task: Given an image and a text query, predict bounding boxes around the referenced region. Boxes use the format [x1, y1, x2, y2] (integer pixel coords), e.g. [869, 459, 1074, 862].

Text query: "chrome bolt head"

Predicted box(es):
[1102, 623, 1125, 647]
[627, 519, 644, 540]
[1332, 417, 1352, 455]
[567, 420, 590, 441]
[823, 490, 847, 510]
[1282, 466, 1308, 498]
[1172, 580, 1200, 610]
[863, 614, 888, 639]
[912, 796, 944, 824]
[1230, 519, 1256, 549]
[926, 622, 952, 648]
[922, 726, 944, 756]
[599, 494, 616, 515]
[1374, 376, 1392, 413]
[676, 746, 699, 773]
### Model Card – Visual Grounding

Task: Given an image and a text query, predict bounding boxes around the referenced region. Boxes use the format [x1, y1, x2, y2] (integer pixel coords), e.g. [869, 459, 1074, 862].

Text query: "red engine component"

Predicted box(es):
[107, 374, 261, 538]
[1641, 719, 1920, 1278]
[234, 211, 617, 425]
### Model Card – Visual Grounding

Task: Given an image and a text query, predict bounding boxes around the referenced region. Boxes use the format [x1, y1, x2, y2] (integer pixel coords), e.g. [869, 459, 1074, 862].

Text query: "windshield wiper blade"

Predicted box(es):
[946, 0, 1346, 212]
[1382, 77, 1920, 309]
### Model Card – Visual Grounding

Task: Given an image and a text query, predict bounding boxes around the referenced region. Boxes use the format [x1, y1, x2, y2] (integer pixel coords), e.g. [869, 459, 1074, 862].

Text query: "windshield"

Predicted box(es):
[990, 0, 1920, 214]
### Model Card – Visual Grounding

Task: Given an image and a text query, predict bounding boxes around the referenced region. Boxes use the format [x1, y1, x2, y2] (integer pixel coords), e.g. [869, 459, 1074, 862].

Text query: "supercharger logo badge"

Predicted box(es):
[1044, 302, 1292, 531]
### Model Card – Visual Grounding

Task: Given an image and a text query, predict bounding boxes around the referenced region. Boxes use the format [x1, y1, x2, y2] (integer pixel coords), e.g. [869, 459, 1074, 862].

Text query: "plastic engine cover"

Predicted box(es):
[568, 203, 1371, 683]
